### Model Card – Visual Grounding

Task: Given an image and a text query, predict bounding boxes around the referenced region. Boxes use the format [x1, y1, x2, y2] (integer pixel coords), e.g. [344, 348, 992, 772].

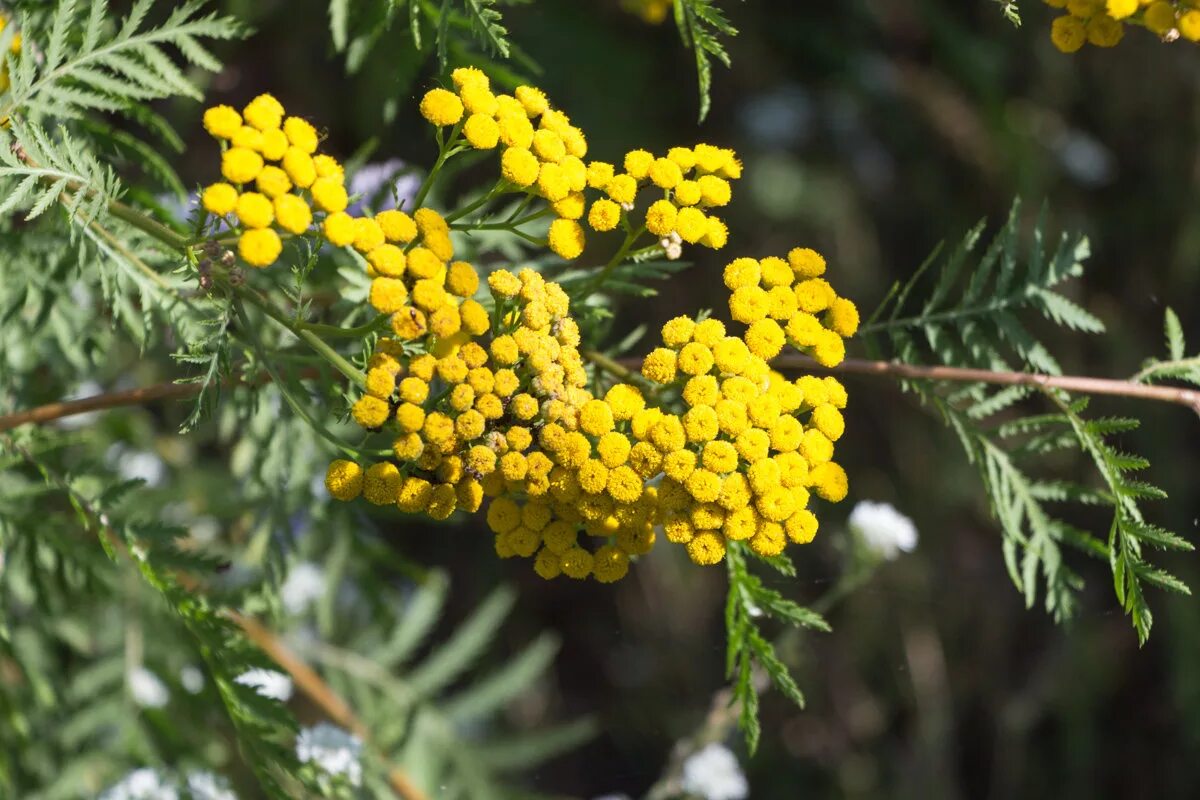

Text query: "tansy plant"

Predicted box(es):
[1, 1, 1199, 797]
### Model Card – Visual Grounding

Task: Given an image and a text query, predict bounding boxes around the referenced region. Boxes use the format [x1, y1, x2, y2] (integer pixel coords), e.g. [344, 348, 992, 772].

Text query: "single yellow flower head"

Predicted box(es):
[606, 174, 638, 205]
[282, 147, 317, 188]
[463, 113, 500, 149]
[311, 177, 348, 213]
[788, 247, 826, 278]
[254, 165, 292, 198]
[243, 94, 285, 131]
[420, 88, 465, 126]
[675, 206, 708, 243]
[641, 348, 678, 384]
[1051, 15, 1087, 52]
[1086, 14, 1124, 47]
[648, 157, 683, 189]
[314, 154, 344, 179]
[235, 192, 274, 229]
[283, 116, 319, 154]
[515, 85, 550, 117]
[644, 199, 678, 238]
[624, 149, 654, 180]
[221, 147, 263, 185]
[238, 228, 282, 267]
[201, 183, 238, 216]
[325, 460, 364, 501]
[203, 105, 242, 139]
[686, 531, 726, 566]
[501, 147, 540, 187]
[323, 211, 356, 247]
[587, 198, 621, 232]
[548, 218, 585, 260]
[375, 209, 417, 243]
[260, 128, 289, 161]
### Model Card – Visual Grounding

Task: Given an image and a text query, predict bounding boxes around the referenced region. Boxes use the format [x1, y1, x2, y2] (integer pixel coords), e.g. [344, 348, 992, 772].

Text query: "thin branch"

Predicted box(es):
[0, 368, 320, 432]
[776, 355, 1200, 417]
[0, 381, 203, 432]
[599, 354, 1200, 417]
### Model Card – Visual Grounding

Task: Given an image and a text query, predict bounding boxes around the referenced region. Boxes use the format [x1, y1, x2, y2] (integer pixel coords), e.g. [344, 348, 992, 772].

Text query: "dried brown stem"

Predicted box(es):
[231, 614, 430, 800]
[606, 354, 1200, 416]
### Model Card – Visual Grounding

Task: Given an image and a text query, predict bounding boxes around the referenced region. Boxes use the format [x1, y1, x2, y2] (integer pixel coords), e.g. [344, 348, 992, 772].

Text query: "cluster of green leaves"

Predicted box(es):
[327, 0, 535, 121]
[672, 0, 738, 121]
[859, 201, 1192, 643]
[724, 545, 828, 753]
[325, 0, 740, 121]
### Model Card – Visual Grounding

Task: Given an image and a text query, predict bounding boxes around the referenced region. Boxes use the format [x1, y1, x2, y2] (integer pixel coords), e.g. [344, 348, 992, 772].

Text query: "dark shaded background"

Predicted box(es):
[167, 2, 1200, 797]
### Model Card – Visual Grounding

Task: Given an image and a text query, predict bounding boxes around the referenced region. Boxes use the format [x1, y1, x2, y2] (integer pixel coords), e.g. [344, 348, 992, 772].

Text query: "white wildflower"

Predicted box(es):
[681, 743, 748, 800]
[235, 668, 293, 702]
[296, 723, 364, 788]
[100, 768, 178, 800]
[281, 562, 326, 615]
[180, 665, 205, 695]
[848, 500, 918, 560]
[128, 667, 169, 709]
[185, 771, 237, 800]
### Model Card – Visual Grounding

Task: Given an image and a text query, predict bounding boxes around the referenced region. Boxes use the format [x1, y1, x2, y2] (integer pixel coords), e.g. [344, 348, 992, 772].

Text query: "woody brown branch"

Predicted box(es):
[604, 354, 1200, 417]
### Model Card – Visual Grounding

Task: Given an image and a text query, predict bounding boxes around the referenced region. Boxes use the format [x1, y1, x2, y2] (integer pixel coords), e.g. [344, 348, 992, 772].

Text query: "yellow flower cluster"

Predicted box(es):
[621, 0, 675, 24]
[200, 94, 343, 268]
[620, 144, 738, 259]
[261, 68, 857, 583]
[416, 71, 739, 262]
[0, 13, 24, 95]
[725, 248, 859, 369]
[326, 245, 855, 578]
[1046, 0, 1200, 52]
[636, 258, 853, 566]
[326, 256, 654, 583]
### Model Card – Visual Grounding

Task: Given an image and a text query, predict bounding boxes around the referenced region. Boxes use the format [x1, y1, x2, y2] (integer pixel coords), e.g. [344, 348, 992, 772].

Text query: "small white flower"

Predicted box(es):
[100, 768, 179, 800]
[848, 500, 918, 560]
[681, 743, 748, 800]
[281, 562, 326, 615]
[296, 723, 364, 788]
[128, 667, 169, 709]
[180, 665, 205, 695]
[106, 444, 166, 487]
[235, 668, 293, 702]
[185, 770, 237, 800]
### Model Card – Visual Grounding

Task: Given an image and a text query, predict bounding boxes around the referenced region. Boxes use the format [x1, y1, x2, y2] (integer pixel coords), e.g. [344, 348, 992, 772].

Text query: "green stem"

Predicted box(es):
[107, 197, 191, 252]
[582, 225, 646, 297]
[443, 180, 508, 223]
[582, 348, 638, 383]
[239, 289, 367, 389]
[411, 122, 464, 210]
[232, 301, 380, 459]
[298, 314, 389, 339]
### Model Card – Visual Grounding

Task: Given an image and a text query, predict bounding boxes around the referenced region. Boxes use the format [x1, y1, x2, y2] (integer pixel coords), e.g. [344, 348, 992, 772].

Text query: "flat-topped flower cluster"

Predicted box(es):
[197, 70, 858, 583]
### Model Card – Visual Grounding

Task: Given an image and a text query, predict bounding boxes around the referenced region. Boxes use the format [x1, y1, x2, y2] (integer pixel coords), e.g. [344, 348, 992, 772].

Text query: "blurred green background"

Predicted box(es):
[120, 0, 1200, 797]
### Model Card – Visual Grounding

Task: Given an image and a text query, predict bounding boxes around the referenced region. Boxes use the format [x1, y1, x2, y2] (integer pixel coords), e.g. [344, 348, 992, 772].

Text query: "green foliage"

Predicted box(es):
[3, 0, 244, 122]
[860, 202, 1192, 642]
[296, 572, 595, 798]
[673, 0, 738, 122]
[724, 544, 828, 754]
[993, 0, 1022, 26]
[1135, 307, 1200, 389]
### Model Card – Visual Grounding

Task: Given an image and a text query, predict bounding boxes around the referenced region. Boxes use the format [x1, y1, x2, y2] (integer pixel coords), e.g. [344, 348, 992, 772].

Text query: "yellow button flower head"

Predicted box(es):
[203, 105, 242, 139]
[325, 460, 364, 501]
[221, 147, 263, 184]
[420, 88, 465, 127]
[515, 85, 550, 117]
[201, 183, 238, 216]
[548, 219, 585, 260]
[311, 177, 348, 213]
[243, 94, 285, 131]
[463, 113, 500, 149]
[283, 116, 319, 154]
[1051, 15, 1087, 52]
[323, 212, 356, 247]
[232, 194, 274, 236]
[238, 228, 282, 267]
